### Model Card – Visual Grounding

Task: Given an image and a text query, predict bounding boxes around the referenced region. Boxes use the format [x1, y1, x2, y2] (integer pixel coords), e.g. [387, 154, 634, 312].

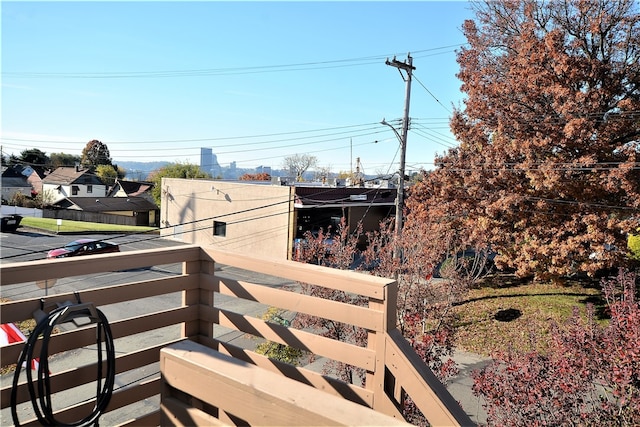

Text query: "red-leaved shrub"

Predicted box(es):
[473, 271, 640, 426]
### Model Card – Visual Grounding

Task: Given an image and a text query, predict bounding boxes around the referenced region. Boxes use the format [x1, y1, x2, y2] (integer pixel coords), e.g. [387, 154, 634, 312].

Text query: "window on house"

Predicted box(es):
[72, 186, 80, 195]
[87, 185, 93, 194]
[213, 221, 226, 237]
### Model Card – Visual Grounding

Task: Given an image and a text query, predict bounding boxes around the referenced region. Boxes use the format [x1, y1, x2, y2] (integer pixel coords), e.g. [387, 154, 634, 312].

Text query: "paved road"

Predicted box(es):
[0, 227, 183, 263]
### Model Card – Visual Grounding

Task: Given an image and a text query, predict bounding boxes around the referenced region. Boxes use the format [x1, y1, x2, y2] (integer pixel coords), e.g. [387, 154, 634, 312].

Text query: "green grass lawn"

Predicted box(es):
[20, 216, 157, 234]
[452, 275, 605, 356]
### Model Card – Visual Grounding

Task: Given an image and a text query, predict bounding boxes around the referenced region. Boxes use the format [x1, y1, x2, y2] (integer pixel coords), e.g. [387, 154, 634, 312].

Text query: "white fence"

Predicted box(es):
[0, 206, 43, 218]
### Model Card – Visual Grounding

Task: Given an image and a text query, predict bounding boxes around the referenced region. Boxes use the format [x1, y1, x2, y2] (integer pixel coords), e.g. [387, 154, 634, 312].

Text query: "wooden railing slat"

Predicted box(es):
[385, 329, 474, 426]
[160, 340, 409, 426]
[216, 308, 376, 370]
[0, 274, 198, 324]
[3, 339, 184, 407]
[1, 245, 202, 284]
[202, 246, 394, 298]
[208, 337, 375, 407]
[216, 277, 384, 331]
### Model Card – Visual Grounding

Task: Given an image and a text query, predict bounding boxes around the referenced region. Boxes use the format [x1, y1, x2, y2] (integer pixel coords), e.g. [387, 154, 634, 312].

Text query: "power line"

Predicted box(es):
[410, 128, 458, 149]
[2, 46, 462, 79]
[0, 122, 383, 145]
[412, 73, 452, 115]
[433, 163, 640, 172]
[1, 123, 392, 166]
[5, 109, 636, 150]
[2, 138, 384, 169]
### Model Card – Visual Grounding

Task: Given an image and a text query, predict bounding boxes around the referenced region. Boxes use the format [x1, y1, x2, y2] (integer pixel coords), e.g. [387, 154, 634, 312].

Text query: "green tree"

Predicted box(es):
[95, 164, 125, 186]
[81, 140, 112, 169]
[148, 162, 210, 205]
[410, 0, 640, 279]
[50, 152, 81, 168]
[19, 148, 49, 168]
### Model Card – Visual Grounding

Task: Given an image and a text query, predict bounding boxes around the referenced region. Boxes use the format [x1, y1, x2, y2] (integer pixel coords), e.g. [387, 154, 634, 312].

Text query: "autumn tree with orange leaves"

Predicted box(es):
[239, 172, 271, 181]
[409, 0, 640, 280]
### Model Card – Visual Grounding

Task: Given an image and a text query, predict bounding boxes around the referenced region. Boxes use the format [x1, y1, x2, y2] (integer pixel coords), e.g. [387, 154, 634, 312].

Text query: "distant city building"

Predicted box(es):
[222, 161, 238, 179]
[200, 148, 212, 175]
[200, 148, 222, 177]
[256, 165, 272, 175]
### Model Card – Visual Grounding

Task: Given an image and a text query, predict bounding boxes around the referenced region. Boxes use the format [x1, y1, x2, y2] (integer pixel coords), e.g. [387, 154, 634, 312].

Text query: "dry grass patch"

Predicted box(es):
[452, 276, 604, 356]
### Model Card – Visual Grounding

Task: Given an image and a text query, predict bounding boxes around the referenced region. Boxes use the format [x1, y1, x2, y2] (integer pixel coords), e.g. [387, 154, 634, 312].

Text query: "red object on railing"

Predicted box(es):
[0, 323, 39, 370]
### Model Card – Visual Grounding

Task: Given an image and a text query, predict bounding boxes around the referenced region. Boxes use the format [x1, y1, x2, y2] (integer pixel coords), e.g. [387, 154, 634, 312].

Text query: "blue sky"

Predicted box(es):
[2, 1, 474, 175]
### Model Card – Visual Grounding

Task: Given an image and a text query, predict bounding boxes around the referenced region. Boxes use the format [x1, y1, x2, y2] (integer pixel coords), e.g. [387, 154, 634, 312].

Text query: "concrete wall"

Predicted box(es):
[161, 179, 293, 260]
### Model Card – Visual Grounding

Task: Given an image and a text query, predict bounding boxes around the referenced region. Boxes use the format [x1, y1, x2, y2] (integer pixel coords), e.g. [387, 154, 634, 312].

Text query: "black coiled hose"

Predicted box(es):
[10, 303, 116, 426]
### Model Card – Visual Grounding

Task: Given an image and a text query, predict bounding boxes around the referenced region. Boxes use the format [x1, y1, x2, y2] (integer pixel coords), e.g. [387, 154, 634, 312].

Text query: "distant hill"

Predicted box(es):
[115, 161, 170, 180]
[115, 160, 365, 182]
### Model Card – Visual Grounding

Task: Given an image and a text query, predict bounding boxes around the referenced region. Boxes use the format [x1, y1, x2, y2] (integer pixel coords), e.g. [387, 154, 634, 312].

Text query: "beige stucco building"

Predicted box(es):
[160, 178, 396, 260]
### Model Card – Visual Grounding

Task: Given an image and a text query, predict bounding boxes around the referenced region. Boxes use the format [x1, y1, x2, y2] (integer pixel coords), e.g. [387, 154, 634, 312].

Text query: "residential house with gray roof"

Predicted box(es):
[42, 166, 107, 204]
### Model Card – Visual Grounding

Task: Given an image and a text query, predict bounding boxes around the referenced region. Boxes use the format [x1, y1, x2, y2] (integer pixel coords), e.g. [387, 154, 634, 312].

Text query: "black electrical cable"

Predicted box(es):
[10, 303, 116, 427]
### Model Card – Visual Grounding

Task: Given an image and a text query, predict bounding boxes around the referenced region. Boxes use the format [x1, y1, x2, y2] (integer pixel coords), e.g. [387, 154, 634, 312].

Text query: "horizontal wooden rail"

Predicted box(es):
[4, 341, 181, 406]
[215, 276, 385, 331]
[1, 245, 203, 284]
[160, 340, 409, 426]
[0, 281, 196, 367]
[0, 274, 198, 324]
[211, 338, 374, 407]
[202, 246, 394, 299]
[214, 307, 376, 370]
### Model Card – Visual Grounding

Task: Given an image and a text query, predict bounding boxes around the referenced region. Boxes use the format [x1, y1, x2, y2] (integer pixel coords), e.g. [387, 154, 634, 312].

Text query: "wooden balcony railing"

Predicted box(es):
[0, 245, 473, 426]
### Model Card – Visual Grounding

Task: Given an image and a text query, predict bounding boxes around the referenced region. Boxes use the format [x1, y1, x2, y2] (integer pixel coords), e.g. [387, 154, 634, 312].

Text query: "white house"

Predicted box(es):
[41, 167, 107, 204]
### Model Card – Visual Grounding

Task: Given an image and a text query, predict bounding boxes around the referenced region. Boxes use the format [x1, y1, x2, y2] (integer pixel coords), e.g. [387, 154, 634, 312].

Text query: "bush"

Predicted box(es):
[628, 234, 640, 261]
[8, 192, 29, 207]
[472, 270, 640, 426]
[254, 307, 303, 365]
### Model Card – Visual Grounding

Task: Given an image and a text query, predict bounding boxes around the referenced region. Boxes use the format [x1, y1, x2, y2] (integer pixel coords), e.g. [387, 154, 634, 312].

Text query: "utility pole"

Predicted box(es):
[350, 138, 353, 178]
[384, 53, 414, 241]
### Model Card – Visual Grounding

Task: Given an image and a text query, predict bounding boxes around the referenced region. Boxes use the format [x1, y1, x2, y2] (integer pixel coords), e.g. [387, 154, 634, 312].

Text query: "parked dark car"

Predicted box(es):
[1, 215, 22, 232]
[47, 238, 120, 259]
[433, 248, 497, 279]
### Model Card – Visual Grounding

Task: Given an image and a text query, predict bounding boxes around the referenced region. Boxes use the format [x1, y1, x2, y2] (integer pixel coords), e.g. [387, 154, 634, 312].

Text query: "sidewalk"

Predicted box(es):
[447, 350, 491, 426]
